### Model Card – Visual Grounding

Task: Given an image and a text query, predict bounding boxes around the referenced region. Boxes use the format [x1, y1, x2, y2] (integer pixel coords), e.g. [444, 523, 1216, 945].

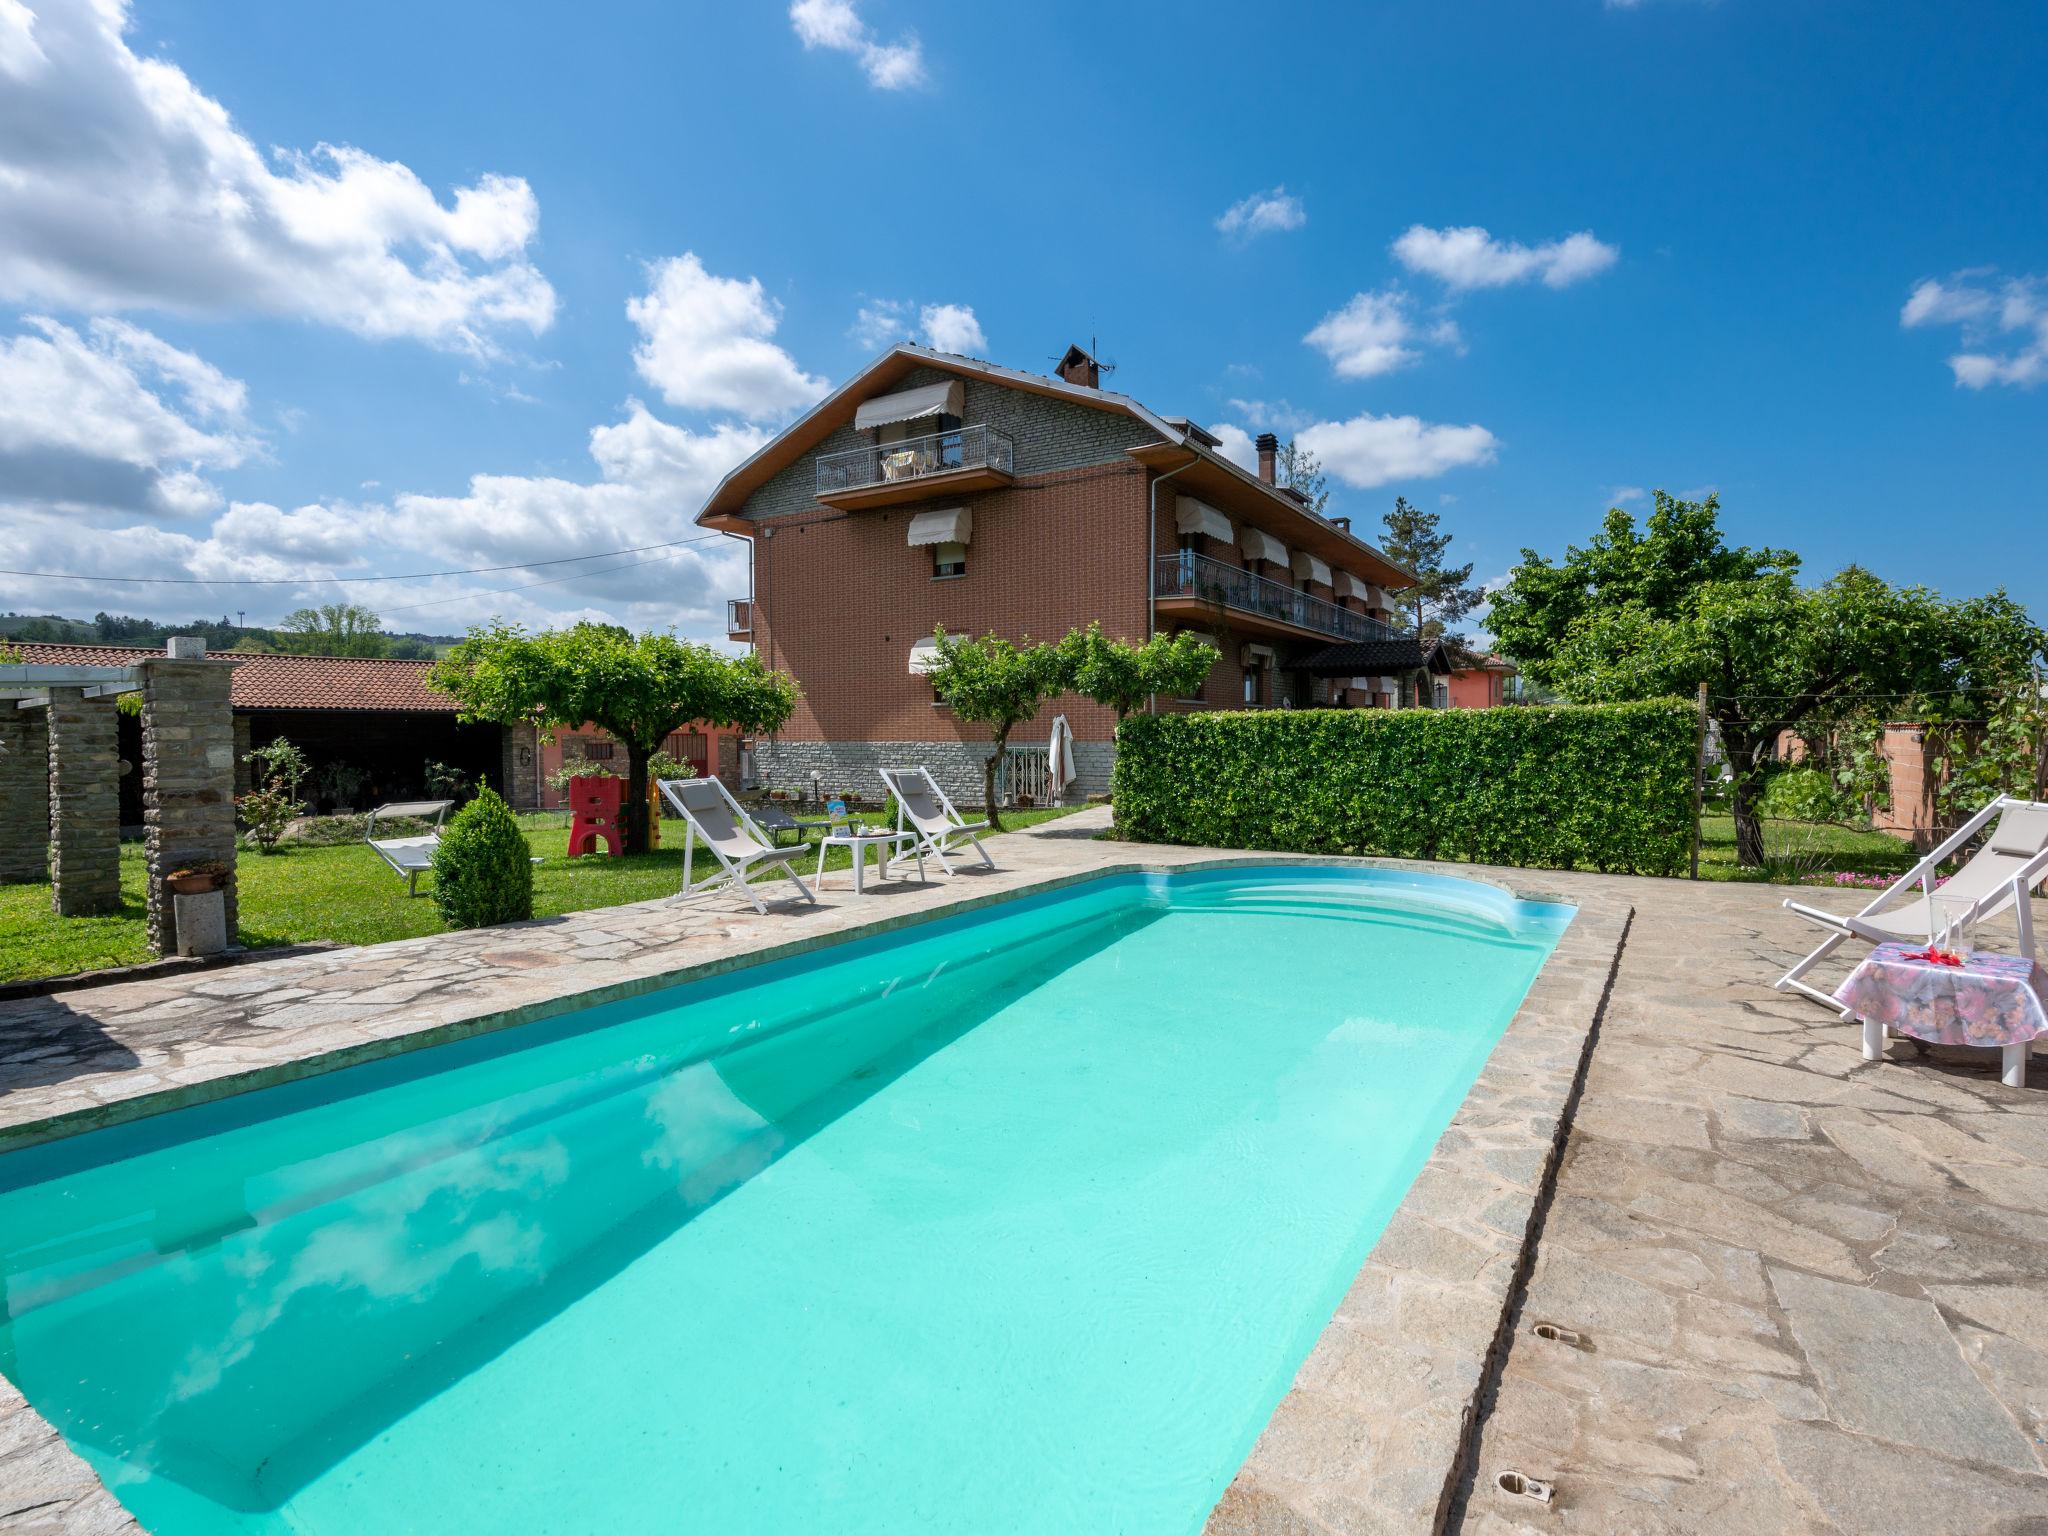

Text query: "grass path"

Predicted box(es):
[0, 807, 1082, 984]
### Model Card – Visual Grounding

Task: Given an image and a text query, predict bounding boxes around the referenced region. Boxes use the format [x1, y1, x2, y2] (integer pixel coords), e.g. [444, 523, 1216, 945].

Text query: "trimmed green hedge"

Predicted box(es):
[1112, 700, 1696, 875]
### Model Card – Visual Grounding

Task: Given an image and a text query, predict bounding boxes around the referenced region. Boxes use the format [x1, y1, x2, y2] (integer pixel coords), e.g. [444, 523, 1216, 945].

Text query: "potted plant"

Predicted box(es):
[166, 859, 231, 895]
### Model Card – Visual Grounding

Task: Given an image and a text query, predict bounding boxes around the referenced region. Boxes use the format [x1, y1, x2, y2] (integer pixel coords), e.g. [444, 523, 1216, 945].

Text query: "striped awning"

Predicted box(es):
[1291, 550, 1333, 587]
[1238, 527, 1289, 567]
[906, 506, 972, 547]
[855, 380, 964, 430]
[1175, 496, 1234, 543]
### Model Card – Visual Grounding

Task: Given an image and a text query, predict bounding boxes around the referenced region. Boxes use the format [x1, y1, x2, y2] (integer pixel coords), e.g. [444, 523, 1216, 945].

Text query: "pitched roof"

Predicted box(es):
[694, 343, 1419, 590]
[4, 644, 459, 713]
[1300, 637, 1428, 677]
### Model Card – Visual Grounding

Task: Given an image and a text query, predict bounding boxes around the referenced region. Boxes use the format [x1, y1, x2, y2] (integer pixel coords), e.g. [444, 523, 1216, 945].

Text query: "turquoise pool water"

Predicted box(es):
[0, 866, 1570, 1535]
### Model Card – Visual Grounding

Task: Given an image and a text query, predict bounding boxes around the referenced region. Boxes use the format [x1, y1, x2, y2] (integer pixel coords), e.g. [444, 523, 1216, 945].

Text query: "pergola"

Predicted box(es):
[0, 637, 240, 954]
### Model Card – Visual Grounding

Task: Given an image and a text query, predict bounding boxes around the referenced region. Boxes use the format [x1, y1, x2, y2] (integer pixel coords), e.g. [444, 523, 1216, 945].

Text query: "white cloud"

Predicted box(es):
[1900, 271, 2048, 389]
[1607, 484, 1646, 505]
[1295, 411, 1499, 489]
[788, 0, 926, 90]
[849, 296, 984, 354]
[1216, 186, 1306, 241]
[0, 315, 254, 516]
[1392, 224, 1619, 290]
[627, 253, 828, 420]
[1225, 398, 1316, 434]
[917, 302, 985, 354]
[0, 0, 555, 354]
[1210, 422, 1257, 472]
[1304, 289, 1426, 379]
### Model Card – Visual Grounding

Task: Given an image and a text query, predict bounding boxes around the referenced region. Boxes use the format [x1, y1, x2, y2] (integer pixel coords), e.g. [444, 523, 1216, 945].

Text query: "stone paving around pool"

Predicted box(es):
[4, 812, 2046, 1535]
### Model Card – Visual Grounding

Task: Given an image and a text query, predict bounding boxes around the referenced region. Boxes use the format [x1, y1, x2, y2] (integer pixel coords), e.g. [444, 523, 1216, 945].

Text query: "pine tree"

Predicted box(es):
[1380, 497, 1482, 641]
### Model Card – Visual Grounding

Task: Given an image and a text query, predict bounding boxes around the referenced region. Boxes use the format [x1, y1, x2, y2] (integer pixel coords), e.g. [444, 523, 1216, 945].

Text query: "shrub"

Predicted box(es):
[1112, 700, 1698, 876]
[429, 787, 535, 928]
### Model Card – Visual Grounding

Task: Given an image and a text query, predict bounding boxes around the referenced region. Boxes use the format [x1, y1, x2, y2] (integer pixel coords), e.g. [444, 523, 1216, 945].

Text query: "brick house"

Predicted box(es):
[696, 344, 1422, 804]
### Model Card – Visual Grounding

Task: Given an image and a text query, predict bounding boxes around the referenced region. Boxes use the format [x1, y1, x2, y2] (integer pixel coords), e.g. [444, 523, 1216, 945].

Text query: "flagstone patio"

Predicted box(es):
[3, 811, 2044, 1535]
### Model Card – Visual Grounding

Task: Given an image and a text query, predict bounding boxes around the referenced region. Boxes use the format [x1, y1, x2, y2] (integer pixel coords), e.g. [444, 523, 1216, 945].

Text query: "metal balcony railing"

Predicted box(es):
[726, 598, 751, 635]
[1154, 552, 1402, 644]
[815, 423, 1015, 497]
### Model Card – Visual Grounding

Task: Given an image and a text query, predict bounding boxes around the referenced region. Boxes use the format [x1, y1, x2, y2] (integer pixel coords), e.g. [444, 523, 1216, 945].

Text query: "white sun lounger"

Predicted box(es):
[364, 799, 454, 897]
[659, 777, 817, 914]
[1776, 795, 2048, 1011]
[881, 765, 994, 876]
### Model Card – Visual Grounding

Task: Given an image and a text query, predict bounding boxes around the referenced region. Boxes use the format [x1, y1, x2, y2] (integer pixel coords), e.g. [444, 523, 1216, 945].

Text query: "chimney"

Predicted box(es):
[1056, 344, 1100, 389]
[1255, 432, 1278, 485]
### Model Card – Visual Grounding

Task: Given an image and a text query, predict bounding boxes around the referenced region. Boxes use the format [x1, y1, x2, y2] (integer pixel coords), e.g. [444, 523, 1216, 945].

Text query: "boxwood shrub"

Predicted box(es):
[429, 786, 535, 929]
[1112, 700, 1696, 875]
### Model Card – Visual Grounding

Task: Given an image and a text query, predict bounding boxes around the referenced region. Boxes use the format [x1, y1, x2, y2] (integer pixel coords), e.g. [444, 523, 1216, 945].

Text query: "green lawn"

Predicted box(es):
[0, 807, 1082, 985]
[1695, 814, 1922, 884]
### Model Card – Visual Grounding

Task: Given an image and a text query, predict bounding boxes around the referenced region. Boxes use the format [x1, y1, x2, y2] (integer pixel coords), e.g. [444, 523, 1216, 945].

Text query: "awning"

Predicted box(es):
[906, 507, 972, 547]
[1291, 550, 1333, 587]
[855, 380, 965, 431]
[908, 638, 944, 675]
[1332, 570, 1369, 601]
[1175, 496, 1234, 543]
[1238, 527, 1289, 567]
[1348, 676, 1377, 692]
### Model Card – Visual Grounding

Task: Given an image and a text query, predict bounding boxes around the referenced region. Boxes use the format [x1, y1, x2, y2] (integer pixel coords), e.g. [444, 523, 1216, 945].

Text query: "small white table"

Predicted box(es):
[814, 827, 921, 894]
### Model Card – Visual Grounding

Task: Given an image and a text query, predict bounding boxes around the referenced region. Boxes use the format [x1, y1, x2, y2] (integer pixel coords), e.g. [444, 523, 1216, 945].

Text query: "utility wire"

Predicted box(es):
[379, 544, 710, 615]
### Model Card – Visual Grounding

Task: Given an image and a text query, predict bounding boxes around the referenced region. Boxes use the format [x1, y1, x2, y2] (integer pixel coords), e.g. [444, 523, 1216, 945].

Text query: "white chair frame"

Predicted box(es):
[364, 799, 454, 897]
[658, 777, 817, 915]
[881, 765, 994, 877]
[1776, 795, 2048, 1013]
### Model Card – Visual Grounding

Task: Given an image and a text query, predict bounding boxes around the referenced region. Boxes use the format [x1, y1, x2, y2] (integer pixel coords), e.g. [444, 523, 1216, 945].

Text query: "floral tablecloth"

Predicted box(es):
[1836, 942, 2048, 1048]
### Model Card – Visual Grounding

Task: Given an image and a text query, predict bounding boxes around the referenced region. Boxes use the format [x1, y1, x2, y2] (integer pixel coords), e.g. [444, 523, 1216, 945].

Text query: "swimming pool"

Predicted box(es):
[0, 865, 1571, 1535]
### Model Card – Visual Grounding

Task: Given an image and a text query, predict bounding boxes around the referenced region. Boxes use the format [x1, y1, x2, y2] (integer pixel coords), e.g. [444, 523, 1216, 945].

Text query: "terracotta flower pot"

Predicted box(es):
[167, 873, 217, 895]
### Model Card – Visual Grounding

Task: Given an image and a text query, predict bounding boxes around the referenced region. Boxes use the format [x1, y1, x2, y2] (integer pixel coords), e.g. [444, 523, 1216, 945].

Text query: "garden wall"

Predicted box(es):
[1113, 701, 1697, 876]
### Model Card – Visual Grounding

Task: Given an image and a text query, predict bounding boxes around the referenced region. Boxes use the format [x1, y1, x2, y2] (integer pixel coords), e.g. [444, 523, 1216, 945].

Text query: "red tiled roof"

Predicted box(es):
[5, 644, 460, 713]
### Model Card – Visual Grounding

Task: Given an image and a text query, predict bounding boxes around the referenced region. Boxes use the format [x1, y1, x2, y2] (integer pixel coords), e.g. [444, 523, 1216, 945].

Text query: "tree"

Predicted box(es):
[1380, 497, 1484, 641]
[1057, 622, 1219, 720]
[1489, 494, 2045, 867]
[1276, 440, 1329, 517]
[278, 603, 391, 657]
[923, 628, 1067, 831]
[431, 623, 799, 853]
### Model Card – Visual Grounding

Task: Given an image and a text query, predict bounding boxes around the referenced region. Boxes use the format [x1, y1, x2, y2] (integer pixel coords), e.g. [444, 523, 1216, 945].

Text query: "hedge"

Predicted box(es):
[1111, 700, 1696, 876]
[430, 787, 536, 929]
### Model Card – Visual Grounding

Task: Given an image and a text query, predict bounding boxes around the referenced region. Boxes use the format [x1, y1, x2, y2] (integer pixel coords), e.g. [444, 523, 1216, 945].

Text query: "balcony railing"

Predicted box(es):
[815, 423, 1014, 498]
[1154, 552, 1401, 644]
[726, 598, 751, 636]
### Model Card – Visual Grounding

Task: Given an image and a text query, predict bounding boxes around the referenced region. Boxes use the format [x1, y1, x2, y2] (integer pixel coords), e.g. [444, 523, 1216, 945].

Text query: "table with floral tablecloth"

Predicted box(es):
[1835, 941, 2048, 1087]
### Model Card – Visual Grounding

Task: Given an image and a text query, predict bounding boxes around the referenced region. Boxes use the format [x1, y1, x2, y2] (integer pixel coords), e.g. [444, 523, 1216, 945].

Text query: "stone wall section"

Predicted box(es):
[140, 653, 239, 954]
[45, 688, 121, 915]
[755, 738, 1113, 807]
[499, 720, 540, 809]
[0, 713, 49, 884]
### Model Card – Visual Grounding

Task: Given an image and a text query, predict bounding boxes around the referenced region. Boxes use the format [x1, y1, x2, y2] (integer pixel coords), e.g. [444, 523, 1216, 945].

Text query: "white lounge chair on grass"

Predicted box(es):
[1777, 795, 2048, 1010]
[365, 800, 454, 897]
[881, 765, 994, 876]
[659, 777, 817, 914]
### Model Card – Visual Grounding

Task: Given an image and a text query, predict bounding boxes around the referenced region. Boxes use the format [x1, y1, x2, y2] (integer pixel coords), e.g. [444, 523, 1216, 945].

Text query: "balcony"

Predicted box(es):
[814, 423, 1015, 510]
[726, 598, 751, 639]
[1154, 552, 1403, 645]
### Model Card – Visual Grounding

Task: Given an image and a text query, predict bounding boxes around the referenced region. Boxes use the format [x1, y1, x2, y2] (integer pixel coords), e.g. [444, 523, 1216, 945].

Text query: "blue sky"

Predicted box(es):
[1, 0, 2042, 641]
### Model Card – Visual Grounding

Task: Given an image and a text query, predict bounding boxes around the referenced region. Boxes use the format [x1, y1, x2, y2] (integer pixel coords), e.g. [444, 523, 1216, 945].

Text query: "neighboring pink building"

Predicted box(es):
[536, 722, 746, 809]
[1424, 641, 1517, 709]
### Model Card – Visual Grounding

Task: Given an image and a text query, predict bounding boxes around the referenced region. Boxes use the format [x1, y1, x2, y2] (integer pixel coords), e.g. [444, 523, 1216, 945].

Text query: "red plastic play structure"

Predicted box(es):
[566, 774, 623, 857]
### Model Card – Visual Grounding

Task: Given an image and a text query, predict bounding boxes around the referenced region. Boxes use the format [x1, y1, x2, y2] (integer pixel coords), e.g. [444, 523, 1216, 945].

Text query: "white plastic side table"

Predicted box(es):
[813, 828, 921, 894]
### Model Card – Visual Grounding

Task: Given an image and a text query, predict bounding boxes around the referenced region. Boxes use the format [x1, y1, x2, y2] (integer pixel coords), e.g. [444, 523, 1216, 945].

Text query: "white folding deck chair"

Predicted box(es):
[659, 777, 817, 914]
[880, 765, 994, 876]
[364, 800, 455, 897]
[1776, 795, 2048, 1011]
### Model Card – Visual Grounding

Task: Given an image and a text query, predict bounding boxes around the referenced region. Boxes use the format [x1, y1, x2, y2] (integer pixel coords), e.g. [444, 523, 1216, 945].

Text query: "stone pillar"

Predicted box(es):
[46, 688, 122, 915]
[500, 720, 539, 809]
[0, 712, 50, 884]
[140, 640, 239, 955]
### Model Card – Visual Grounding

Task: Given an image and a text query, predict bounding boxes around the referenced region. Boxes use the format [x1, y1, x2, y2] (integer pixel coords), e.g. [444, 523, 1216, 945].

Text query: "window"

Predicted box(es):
[1433, 681, 1450, 709]
[577, 739, 615, 761]
[1178, 532, 1201, 554]
[1242, 666, 1260, 706]
[932, 540, 967, 579]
